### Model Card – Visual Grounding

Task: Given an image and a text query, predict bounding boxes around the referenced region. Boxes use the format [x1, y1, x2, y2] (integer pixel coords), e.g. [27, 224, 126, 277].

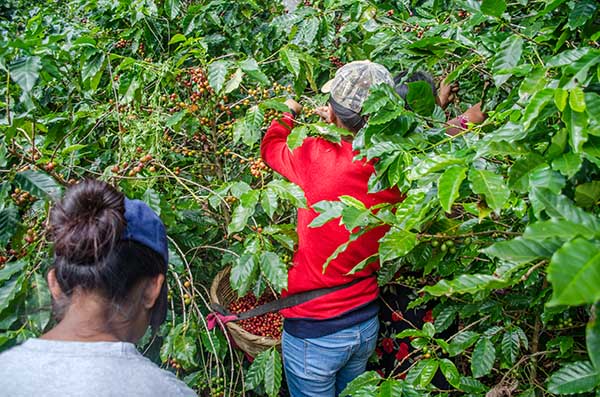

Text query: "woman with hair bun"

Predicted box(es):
[0, 179, 195, 397]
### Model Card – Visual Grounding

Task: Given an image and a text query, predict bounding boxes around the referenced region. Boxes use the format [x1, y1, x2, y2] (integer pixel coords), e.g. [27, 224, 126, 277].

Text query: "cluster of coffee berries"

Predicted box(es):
[397, 274, 419, 288]
[23, 228, 36, 244]
[457, 10, 470, 18]
[0, 255, 8, 268]
[386, 9, 394, 16]
[11, 188, 35, 206]
[137, 42, 145, 57]
[209, 376, 225, 397]
[555, 316, 574, 329]
[403, 24, 428, 38]
[263, 108, 280, 124]
[329, 56, 344, 68]
[168, 357, 182, 370]
[228, 293, 283, 339]
[44, 162, 55, 172]
[249, 157, 269, 178]
[431, 239, 457, 254]
[115, 38, 130, 49]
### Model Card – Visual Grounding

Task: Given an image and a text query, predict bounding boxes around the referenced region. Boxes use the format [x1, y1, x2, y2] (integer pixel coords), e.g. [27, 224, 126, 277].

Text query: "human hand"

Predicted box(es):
[462, 102, 486, 124]
[314, 106, 333, 123]
[285, 99, 302, 115]
[438, 78, 459, 109]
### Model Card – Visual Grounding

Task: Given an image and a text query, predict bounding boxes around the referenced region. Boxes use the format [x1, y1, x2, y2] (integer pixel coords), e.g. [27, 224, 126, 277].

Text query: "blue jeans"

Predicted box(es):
[282, 316, 379, 397]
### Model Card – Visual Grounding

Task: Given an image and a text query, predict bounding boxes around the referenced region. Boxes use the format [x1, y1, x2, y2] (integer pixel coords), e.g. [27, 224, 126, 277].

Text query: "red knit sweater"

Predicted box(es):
[261, 114, 404, 320]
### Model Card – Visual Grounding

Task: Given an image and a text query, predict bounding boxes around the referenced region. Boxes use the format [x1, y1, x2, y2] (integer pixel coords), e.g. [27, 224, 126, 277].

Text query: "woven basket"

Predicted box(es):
[209, 267, 281, 357]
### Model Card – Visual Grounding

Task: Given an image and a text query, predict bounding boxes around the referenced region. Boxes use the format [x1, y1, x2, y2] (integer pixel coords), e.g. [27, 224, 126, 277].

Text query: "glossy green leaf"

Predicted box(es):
[340, 371, 382, 397]
[263, 348, 283, 397]
[408, 154, 464, 181]
[420, 359, 439, 387]
[547, 361, 600, 395]
[438, 166, 467, 213]
[481, 0, 506, 17]
[563, 105, 589, 153]
[554, 88, 568, 111]
[10, 56, 42, 94]
[522, 88, 554, 130]
[407, 81, 435, 116]
[240, 58, 269, 85]
[552, 152, 582, 178]
[447, 331, 480, 357]
[260, 251, 287, 292]
[227, 190, 259, 233]
[569, 87, 586, 112]
[472, 338, 495, 378]
[575, 181, 600, 208]
[502, 330, 520, 365]
[230, 253, 259, 296]
[568, 0, 597, 29]
[0, 261, 26, 284]
[208, 60, 229, 93]
[492, 36, 523, 86]
[468, 168, 509, 211]
[224, 68, 243, 94]
[287, 126, 308, 150]
[440, 358, 460, 388]
[379, 229, 417, 263]
[26, 272, 51, 332]
[524, 219, 597, 240]
[0, 275, 23, 314]
[164, 0, 181, 19]
[530, 188, 600, 229]
[15, 170, 62, 201]
[424, 274, 508, 296]
[0, 207, 19, 246]
[484, 236, 563, 264]
[547, 238, 600, 306]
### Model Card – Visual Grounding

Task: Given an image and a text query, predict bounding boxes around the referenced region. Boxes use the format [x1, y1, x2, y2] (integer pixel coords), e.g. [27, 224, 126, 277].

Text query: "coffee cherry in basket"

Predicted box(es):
[227, 292, 284, 339]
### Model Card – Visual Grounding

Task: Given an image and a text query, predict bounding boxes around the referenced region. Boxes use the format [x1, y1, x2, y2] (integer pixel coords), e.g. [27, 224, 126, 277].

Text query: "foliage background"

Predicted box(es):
[0, 0, 599, 395]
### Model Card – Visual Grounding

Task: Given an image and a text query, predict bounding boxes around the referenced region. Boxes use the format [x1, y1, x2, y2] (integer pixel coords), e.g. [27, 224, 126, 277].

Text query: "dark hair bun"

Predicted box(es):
[51, 179, 125, 265]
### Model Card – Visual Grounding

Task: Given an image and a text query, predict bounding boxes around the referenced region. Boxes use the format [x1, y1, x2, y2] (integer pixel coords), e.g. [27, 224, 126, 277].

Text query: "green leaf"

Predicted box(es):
[552, 152, 582, 178]
[492, 36, 523, 86]
[81, 51, 106, 90]
[246, 347, 269, 390]
[564, 105, 589, 153]
[224, 68, 243, 94]
[408, 154, 464, 181]
[468, 169, 509, 211]
[547, 238, 600, 306]
[10, 56, 42, 94]
[569, 87, 587, 112]
[0, 261, 26, 283]
[481, 0, 506, 18]
[438, 166, 467, 213]
[502, 330, 520, 365]
[287, 126, 308, 150]
[261, 189, 278, 219]
[227, 190, 259, 233]
[26, 272, 51, 332]
[260, 252, 287, 292]
[484, 237, 563, 264]
[340, 371, 382, 397]
[263, 349, 283, 397]
[230, 253, 259, 297]
[547, 361, 600, 395]
[406, 81, 435, 116]
[434, 306, 457, 334]
[267, 180, 306, 208]
[586, 304, 600, 368]
[208, 60, 229, 93]
[164, 0, 181, 19]
[15, 170, 62, 201]
[528, 165, 565, 194]
[568, 0, 597, 29]
[554, 88, 568, 111]
[142, 188, 161, 215]
[547, 48, 590, 68]
[575, 181, 600, 208]
[448, 331, 480, 357]
[472, 338, 496, 378]
[440, 358, 461, 388]
[522, 88, 554, 130]
[379, 229, 417, 263]
[459, 376, 488, 393]
[0, 207, 19, 246]
[530, 188, 600, 229]
[524, 219, 597, 240]
[280, 47, 301, 77]
[424, 274, 508, 296]
[309, 200, 344, 228]
[419, 359, 439, 387]
[0, 275, 23, 314]
[378, 379, 404, 397]
[240, 58, 269, 86]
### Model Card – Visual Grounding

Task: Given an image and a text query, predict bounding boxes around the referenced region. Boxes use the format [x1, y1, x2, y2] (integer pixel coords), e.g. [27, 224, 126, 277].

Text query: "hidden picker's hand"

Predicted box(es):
[314, 106, 333, 124]
[446, 102, 487, 136]
[437, 78, 459, 110]
[285, 99, 302, 116]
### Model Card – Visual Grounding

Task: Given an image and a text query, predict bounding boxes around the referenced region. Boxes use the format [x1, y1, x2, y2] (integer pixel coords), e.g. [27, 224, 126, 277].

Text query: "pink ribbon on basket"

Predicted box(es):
[206, 312, 238, 331]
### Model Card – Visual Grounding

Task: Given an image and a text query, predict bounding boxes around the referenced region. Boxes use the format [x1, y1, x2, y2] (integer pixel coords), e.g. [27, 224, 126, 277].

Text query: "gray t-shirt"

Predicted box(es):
[0, 338, 196, 397]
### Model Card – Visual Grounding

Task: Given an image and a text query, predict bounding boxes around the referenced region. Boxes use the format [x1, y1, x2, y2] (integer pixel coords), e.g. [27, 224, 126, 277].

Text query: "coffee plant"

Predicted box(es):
[0, 0, 599, 396]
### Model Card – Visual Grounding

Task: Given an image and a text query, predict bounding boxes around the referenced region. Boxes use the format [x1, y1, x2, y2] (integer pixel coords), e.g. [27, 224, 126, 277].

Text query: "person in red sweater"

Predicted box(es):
[260, 61, 403, 397]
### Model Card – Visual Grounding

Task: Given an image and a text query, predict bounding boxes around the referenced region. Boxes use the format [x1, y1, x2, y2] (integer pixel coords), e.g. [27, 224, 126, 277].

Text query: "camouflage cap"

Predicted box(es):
[321, 60, 394, 113]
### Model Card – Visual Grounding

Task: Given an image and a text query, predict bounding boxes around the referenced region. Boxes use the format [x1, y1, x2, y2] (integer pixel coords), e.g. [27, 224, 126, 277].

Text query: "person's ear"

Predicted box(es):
[47, 268, 64, 300]
[143, 274, 165, 310]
